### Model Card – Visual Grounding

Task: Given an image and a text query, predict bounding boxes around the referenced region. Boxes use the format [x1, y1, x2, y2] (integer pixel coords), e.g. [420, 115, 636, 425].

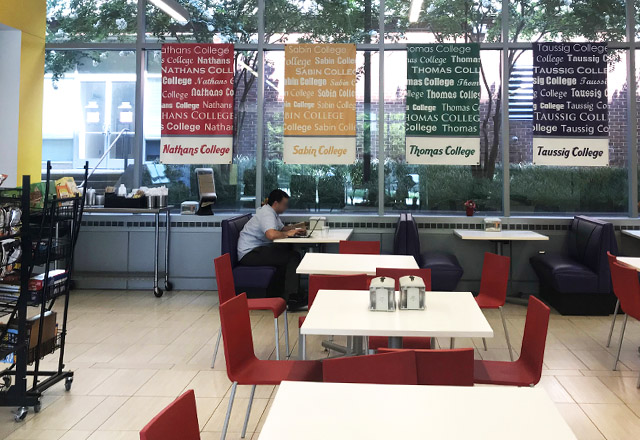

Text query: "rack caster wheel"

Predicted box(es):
[14, 407, 27, 422]
[164, 281, 173, 291]
[154, 287, 163, 298]
[64, 377, 73, 391]
[33, 402, 41, 413]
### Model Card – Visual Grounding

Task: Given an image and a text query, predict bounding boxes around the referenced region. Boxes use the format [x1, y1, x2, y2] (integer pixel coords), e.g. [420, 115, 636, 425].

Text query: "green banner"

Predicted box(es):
[406, 43, 481, 165]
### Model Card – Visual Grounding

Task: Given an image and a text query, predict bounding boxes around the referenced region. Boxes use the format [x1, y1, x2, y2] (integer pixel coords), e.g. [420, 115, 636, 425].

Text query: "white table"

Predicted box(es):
[622, 230, 640, 240]
[454, 229, 549, 254]
[299, 290, 493, 359]
[296, 253, 418, 276]
[616, 256, 640, 270]
[258, 381, 578, 440]
[273, 228, 353, 244]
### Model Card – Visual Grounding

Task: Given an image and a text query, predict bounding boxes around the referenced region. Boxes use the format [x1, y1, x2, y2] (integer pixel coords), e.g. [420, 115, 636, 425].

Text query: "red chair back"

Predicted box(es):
[139, 389, 200, 440]
[375, 268, 432, 291]
[607, 251, 616, 266]
[323, 351, 418, 385]
[415, 349, 474, 386]
[220, 294, 256, 381]
[214, 253, 237, 305]
[478, 252, 510, 305]
[308, 274, 369, 309]
[610, 261, 640, 321]
[378, 348, 473, 386]
[339, 240, 380, 255]
[519, 296, 551, 383]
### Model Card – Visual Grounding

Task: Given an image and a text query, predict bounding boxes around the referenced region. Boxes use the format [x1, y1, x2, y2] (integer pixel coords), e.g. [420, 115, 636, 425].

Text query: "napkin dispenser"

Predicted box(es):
[399, 275, 426, 310]
[309, 216, 326, 231]
[369, 276, 396, 312]
[484, 217, 502, 232]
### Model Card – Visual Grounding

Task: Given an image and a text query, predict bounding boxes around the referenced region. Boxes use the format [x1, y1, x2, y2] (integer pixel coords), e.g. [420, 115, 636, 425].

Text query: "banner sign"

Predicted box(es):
[405, 43, 481, 165]
[160, 43, 234, 164]
[284, 44, 356, 164]
[532, 42, 608, 166]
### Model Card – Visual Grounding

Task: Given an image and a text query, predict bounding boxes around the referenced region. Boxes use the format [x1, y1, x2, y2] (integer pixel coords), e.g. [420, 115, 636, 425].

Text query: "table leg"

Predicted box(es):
[300, 334, 306, 360]
[388, 336, 403, 349]
[153, 212, 161, 297]
[164, 210, 172, 291]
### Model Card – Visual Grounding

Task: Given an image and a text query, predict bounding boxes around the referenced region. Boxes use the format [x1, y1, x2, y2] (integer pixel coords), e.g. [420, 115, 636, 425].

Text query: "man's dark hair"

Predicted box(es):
[267, 189, 290, 206]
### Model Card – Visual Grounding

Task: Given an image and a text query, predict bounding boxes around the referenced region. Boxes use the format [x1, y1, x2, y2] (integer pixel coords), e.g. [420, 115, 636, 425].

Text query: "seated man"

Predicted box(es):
[238, 189, 307, 310]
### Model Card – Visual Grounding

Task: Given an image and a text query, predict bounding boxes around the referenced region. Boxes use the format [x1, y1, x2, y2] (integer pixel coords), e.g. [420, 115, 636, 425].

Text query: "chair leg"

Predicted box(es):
[284, 311, 290, 359]
[211, 328, 222, 369]
[613, 314, 628, 371]
[482, 338, 488, 351]
[241, 384, 256, 438]
[606, 299, 620, 348]
[221, 381, 237, 440]
[274, 317, 280, 360]
[500, 306, 514, 362]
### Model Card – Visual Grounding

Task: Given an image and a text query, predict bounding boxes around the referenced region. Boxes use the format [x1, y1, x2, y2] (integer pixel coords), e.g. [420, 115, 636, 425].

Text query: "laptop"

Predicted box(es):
[290, 220, 319, 238]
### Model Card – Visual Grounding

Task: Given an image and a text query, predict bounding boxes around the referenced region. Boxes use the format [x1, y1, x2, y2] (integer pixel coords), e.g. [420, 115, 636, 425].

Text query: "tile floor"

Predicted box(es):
[0, 289, 639, 439]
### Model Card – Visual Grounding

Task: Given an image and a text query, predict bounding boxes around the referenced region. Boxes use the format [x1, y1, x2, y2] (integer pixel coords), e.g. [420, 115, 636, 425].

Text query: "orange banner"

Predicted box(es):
[284, 44, 356, 164]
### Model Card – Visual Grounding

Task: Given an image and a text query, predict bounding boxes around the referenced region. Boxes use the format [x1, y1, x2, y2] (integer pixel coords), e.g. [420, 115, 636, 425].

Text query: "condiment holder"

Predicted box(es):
[399, 275, 426, 310]
[369, 276, 396, 311]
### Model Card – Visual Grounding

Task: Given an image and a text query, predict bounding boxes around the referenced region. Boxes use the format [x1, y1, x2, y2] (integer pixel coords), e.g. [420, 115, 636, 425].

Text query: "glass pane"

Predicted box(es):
[509, 49, 628, 215]
[145, 0, 258, 43]
[384, 0, 502, 43]
[265, 0, 380, 44]
[144, 50, 258, 210]
[47, 0, 137, 43]
[264, 50, 380, 212]
[510, 0, 626, 42]
[384, 49, 503, 213]
[43, 50, 137, 188]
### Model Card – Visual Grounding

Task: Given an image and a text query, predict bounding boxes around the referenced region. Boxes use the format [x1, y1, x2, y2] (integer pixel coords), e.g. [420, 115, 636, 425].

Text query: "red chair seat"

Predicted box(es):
[368, 336, 431, 350]
[298, 316, 305, 327]
[247, 297, 286, 317]
[474, 359, 536, 386]
[475, 295, 504, 309]
[235, 359, 323, 385]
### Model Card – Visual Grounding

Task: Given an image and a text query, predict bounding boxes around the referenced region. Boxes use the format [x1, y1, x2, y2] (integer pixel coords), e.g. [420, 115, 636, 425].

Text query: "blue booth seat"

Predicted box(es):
[221, 214, 277, 299]
[395, 214, 464, 291]
[530, 215, 618, 315]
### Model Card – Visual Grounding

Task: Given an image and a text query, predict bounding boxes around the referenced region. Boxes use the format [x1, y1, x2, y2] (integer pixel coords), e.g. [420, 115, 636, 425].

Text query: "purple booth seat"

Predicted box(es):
[221, 214, 277, 299]
[395, 213, 464, 291]
[530, 215, 618, 315]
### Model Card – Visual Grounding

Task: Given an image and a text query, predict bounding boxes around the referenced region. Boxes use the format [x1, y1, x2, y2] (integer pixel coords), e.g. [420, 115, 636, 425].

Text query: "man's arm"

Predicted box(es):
[265, 228, 300, 240]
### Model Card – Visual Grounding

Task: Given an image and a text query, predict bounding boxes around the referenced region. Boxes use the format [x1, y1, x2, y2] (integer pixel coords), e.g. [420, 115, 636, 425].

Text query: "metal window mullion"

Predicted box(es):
[133, 0, 146, 187]
[378, 0, 386, 215]
[501, 0, 510, 217]
[255, 0, 265, 208]
[627, 0, 638, 217]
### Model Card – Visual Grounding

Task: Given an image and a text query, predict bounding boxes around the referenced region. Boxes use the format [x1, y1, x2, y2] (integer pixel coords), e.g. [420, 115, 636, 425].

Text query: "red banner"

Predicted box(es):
[160, 43, 234, 164]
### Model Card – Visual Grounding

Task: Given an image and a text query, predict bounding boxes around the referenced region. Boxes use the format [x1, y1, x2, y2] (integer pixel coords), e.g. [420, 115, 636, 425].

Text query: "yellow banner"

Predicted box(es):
[284, 44, 357, 164]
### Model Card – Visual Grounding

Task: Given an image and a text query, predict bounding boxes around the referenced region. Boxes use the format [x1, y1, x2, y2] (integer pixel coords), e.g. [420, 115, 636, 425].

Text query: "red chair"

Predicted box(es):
[220, 294, 323, 439]
[476, 252, 513, 361]
[609, 260, 640, 379]
[139, 389, 200, 440]
[212, 253, 289, 368]
[299, 274, 369, 359]
[474, 296, 550, 387]
[379, 348, 474, 386]
[606, 251, 621, 348]
[368, 268, 433, 351]
[323, 351, 418, 385]
[339, 240, 380, 255]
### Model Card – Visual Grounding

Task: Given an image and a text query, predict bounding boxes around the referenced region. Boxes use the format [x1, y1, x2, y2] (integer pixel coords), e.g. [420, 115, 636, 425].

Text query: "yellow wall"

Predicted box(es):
[0, 1, 46, 184]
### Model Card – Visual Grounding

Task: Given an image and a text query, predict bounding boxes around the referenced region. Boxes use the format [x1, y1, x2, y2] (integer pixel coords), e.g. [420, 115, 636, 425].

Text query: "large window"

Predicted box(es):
[42, 0, 640, 217]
